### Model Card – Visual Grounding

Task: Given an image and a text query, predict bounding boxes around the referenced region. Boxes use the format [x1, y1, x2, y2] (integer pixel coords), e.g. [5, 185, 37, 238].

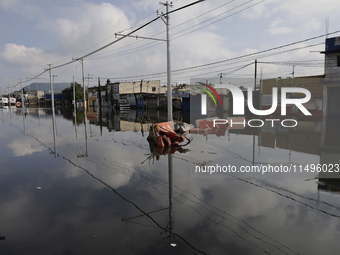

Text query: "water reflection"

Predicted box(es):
[1, 107, 340, 254]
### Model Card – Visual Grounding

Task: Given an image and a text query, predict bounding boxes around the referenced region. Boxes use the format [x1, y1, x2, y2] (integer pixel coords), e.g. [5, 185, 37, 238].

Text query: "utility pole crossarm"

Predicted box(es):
[115, 33, 166, 42]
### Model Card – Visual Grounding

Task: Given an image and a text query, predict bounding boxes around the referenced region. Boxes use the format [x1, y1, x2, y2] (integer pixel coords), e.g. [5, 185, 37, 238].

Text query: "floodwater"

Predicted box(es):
[1, 106, 340, 255]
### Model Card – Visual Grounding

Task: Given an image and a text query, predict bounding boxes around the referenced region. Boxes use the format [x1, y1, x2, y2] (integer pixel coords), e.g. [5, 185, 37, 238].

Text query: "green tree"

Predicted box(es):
[62, 82, 86, 101]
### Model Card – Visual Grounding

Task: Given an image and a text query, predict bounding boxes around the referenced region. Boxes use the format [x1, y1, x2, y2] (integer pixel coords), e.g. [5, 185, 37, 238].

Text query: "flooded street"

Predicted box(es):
[1, 107, 340, 255]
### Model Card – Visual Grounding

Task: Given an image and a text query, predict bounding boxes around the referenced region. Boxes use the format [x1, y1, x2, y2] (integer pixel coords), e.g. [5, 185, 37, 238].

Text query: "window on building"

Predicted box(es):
[337, 55, 340, 67]
[152, 87, 156, 92]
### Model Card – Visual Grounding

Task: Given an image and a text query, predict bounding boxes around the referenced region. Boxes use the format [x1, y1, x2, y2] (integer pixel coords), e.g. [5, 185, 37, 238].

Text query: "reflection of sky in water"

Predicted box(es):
[0, 108, 340, 255]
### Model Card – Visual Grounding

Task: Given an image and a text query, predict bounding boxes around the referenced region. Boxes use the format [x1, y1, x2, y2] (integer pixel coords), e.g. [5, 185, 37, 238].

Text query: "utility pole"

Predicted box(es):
[159, 1, 173, 122]
[20, 79, 23, 108]
[73, 76, 76, 110]
[49, 64, 57, 155]
[254, 59, 257, 91]
[291, 65, 295, 87]
[219, 73, 225, 84]
[114, 0, 203, 122]
[36, 84, 39, 107]
[87, 74, 94, 109]
[80, 59, 86, 111]
[49, 64, 55, 112]
[73, 76, 78, 139]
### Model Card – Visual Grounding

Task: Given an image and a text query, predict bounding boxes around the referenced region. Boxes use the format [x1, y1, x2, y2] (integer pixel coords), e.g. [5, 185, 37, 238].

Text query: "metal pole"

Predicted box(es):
[87, 73, 90, 109]
[20, 80, 23, 108]
[73, 76, 76, 109]
[81, 59, 86, 111]
[254, 59, 257, 91]
[160, 1, 173, 122]
[73, 75, 78, 138]
[166, 2, 172, 122]
[49, 64, 57, 156]
[36, 84, 39, 107]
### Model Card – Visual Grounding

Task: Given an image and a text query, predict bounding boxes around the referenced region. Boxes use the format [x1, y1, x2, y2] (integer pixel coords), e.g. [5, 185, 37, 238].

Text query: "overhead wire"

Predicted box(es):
[86, 0, 259, 60]
[6, 1, 340, 89]
[86, 0, 238, 59]
[52, 4, 167, 67]
[103, 41, 325, 82]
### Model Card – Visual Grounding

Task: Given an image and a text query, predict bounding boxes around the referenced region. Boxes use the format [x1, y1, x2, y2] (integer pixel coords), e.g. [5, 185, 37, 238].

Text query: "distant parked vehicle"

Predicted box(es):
[16, 101, 22, 108]
[1, 98, 8, 109]
[10, 98, 16, 108]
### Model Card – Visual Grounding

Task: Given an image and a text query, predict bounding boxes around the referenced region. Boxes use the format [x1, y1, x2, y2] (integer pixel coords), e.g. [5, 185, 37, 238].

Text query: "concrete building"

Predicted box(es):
[13, 90, 45, 104]
[319, 36, 340, 177]
[260, 76, 324, 121]
[321, 36, 340, 117]
[88, 80, 168, 110]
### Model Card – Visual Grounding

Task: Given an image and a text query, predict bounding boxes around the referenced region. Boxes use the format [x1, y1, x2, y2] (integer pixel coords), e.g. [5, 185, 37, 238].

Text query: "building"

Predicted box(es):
[319, 36, 340, 178]
[88, 80, 167, 110]
[260, 75, 324, 121]
[321, 36, 340, 117]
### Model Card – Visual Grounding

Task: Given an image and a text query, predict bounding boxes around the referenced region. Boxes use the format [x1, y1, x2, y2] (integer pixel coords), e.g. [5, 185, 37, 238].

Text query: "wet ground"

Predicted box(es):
[1, 107, 340, 255]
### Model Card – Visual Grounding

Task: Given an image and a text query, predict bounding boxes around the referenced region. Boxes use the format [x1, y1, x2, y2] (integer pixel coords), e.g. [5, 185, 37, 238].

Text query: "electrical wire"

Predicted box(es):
[86, 0, 260, 60]
[86, 0, 238, 59]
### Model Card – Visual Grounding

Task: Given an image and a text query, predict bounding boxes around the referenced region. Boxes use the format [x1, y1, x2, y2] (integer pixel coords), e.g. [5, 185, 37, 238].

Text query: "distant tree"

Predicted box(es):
[62, 82, 86, 101]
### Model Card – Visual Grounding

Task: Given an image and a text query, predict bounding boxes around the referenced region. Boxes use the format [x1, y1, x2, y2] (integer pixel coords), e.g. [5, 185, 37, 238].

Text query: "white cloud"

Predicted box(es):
[0, 0, 339, 87]
[7, 139, 44, 156]
[268, 26, 294, 35]
[41, 2, 131, 56]
[0, 0, 42, 19]
[0, 43, 56, 73]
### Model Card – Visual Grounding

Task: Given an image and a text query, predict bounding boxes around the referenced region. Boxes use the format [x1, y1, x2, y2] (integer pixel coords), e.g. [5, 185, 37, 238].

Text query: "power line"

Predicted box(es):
[103, 41, 325, 81]
[48, 0, 205, 72]
[86, 0, 260, 60]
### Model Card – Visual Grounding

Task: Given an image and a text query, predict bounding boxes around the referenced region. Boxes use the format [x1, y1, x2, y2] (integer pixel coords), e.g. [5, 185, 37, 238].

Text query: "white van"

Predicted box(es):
[10, 97, 16, 108]
[2, 98, 8, 109]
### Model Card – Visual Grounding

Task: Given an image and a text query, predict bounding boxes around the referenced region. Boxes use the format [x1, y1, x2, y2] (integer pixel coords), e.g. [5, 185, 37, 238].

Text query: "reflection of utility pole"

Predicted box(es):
[252, 135, 255, 166]
[84, 114, 88, 156]
[76, 119, 88, 157]
[167, 154, 174, 241]
[52, 107, 57, 157]
[23, 106, 26, 135]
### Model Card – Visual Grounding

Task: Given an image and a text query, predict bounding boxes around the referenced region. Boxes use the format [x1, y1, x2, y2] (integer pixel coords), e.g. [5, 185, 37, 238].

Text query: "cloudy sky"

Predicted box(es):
[1, 0, 339, 92]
